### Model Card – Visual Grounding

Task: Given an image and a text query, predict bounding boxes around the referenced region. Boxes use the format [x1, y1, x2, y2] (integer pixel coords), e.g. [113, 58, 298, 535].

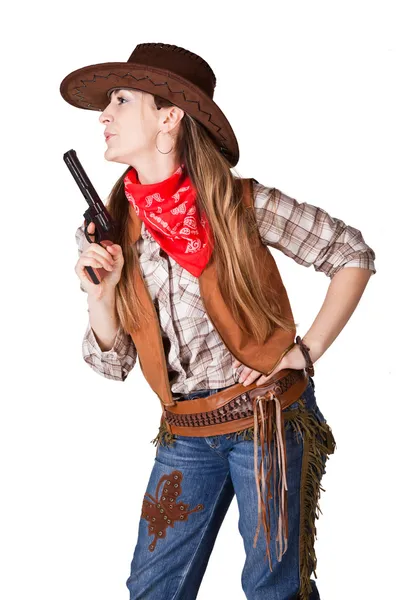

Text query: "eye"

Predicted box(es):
[117, 96, 127, 105]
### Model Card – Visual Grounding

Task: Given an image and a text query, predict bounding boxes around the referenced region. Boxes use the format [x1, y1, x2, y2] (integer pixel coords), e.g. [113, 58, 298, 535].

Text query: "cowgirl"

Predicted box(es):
[61, 42, 376, 599]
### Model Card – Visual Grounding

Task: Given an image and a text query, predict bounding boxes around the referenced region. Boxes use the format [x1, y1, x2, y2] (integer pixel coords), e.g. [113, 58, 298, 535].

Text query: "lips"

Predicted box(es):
[105, 134, 116, 141]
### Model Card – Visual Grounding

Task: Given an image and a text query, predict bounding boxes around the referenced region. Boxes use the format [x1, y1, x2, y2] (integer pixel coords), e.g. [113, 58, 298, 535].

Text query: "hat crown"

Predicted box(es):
[128, 43, 217, 99]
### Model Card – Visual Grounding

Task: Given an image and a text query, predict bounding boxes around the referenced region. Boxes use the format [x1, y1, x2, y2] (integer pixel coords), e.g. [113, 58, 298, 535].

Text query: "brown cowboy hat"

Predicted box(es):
[59, 42, 239, 167]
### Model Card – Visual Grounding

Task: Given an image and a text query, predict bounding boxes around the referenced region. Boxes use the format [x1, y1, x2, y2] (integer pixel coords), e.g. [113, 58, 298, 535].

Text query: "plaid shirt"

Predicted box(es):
[75, 182, 376, 392]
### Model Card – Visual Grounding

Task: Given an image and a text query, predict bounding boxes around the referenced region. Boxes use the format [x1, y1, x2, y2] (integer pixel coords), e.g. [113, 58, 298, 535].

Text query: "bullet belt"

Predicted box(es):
[163, 367, 309, 437]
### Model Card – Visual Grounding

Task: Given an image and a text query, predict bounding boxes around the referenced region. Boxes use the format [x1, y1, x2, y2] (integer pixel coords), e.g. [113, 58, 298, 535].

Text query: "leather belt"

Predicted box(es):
[163, 368, 309, 437]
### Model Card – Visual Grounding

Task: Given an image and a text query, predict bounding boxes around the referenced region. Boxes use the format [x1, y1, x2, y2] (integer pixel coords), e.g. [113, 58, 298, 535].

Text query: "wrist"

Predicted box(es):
[295, 336, 315, 376]
[88, 287, 116, 308]
[301, 337, 324, 363]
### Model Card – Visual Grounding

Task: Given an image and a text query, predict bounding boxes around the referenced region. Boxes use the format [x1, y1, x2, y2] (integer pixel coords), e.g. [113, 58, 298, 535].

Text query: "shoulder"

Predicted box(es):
[252, 180, 274, 203]
[251, 181, 296, 213]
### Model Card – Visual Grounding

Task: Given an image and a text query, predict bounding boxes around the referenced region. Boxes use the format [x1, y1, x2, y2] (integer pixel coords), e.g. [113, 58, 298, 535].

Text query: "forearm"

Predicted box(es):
[302, 267, 374, 363]
[87, 289, 119, 351]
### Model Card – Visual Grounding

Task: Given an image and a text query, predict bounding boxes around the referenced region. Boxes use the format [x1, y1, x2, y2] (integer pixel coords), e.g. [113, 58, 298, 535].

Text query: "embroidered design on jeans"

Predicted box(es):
[141, 469, 204, 551]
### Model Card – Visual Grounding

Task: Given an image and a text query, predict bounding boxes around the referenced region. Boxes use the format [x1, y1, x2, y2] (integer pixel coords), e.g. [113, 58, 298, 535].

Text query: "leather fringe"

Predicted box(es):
[251, 389, 289, 571]
[286, 404, 336, 600]
[150, 418, 177, 447]
[226, 426, 256, 440]
[250, 393, 336, 599]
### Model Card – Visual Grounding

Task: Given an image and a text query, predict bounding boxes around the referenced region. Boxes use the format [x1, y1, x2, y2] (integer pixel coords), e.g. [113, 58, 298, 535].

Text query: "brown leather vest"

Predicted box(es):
[126, 178, 297, 409]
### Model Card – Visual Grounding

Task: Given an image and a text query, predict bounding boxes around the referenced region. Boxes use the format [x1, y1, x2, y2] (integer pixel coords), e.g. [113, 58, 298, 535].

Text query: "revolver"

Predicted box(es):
[63, 149, 118, 285]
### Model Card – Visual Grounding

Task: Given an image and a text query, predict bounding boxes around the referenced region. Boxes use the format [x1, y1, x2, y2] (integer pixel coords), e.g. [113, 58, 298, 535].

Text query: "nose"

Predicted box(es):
[99, 110, 111, 124]
[99, 102, 114, 125]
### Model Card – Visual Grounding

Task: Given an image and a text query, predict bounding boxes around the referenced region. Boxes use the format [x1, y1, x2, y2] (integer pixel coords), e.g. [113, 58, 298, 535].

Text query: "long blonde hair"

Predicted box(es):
[106, 94, 294, 344]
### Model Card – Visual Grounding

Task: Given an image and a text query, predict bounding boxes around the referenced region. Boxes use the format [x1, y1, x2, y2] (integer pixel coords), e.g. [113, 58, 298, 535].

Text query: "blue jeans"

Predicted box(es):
[126, 377, 334, 599]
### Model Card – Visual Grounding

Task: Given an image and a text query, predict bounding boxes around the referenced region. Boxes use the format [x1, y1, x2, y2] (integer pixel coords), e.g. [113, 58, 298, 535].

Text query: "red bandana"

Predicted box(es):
[123, 164, 214, 277]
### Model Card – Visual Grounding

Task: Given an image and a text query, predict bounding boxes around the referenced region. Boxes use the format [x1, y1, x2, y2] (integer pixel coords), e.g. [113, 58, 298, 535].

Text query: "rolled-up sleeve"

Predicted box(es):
[253, 183, 376, 279]
[75, 221, 88, 292]
[82, 320, 137, 381]
[75, 221, 137, 380]
[75, 221, 86, 254]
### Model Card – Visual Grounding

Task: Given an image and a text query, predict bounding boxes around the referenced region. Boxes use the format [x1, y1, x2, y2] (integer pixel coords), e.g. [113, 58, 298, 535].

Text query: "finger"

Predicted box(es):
[76, 257, 107, 280]
[255, 364, 281, 386]
[86, 245, 115, 267]
[105, 244, 123, 260]
[255, 375, 273, 387]
[86, 222, 96, 238]
[105, 244, 120, 255]
[78, 256, 104, 269]
[238, 367, 252, 382]
[240, 369, 263, 387]
[80, 253, 114, 271]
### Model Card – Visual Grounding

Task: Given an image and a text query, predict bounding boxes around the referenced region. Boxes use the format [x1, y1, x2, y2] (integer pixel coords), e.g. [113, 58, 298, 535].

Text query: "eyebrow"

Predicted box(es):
[108, 88, 132, 99]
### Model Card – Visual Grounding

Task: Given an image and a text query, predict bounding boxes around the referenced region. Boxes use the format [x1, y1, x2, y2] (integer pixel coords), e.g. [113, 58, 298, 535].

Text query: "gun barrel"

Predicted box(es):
[63, 149, 101, 210]
[64, 147, 117, 240]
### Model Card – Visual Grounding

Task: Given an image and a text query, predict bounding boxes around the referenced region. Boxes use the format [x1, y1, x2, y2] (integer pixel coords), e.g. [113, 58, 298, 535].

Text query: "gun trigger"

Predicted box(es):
[84, 222, 96, 244]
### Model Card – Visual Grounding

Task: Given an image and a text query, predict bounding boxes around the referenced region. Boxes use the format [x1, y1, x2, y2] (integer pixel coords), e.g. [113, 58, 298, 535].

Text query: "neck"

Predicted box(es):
[128, 155, 181, 185]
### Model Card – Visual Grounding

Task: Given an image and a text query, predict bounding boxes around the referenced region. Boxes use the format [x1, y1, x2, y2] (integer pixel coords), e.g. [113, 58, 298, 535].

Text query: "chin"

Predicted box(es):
[104, 153, 127, 166]
[104, 148, 118, 159]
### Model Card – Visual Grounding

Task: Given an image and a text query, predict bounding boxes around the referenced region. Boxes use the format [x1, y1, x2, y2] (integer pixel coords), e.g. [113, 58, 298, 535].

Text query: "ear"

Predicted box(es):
[163, 105, 185, 130]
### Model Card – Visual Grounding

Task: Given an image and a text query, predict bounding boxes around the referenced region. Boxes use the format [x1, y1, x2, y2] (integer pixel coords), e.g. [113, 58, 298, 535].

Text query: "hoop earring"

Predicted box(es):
[155, 130, 175, 154]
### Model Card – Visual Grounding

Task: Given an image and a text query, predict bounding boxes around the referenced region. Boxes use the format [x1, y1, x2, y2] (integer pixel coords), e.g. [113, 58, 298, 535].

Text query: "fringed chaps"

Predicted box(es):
[151, 393, 336, 600]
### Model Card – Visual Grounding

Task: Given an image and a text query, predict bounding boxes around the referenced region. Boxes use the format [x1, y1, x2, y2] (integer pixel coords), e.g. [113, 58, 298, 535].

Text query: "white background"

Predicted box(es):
[1, 1, 398, 598]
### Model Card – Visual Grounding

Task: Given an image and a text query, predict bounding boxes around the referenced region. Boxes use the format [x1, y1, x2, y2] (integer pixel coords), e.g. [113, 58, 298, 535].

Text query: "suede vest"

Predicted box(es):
[126, 178, 297, 409]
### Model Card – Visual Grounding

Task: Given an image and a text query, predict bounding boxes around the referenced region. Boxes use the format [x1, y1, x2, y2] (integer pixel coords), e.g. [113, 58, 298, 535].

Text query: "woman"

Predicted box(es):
[60, 43, 376, 599]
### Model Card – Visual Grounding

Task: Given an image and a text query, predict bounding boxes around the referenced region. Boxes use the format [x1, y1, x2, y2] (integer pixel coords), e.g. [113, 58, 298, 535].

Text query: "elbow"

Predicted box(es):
[82, 354, 125, 381]
[319, 249, 377, 280]
[329, 265, 376, 280]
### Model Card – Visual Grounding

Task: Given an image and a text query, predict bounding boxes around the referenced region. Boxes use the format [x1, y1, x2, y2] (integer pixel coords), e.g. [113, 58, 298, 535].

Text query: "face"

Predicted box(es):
[99, 87, 184, 167]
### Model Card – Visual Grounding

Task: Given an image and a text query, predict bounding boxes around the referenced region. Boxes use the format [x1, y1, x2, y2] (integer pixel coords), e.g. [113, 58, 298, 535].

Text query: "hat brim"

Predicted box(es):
[59, 61, 239, 167]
